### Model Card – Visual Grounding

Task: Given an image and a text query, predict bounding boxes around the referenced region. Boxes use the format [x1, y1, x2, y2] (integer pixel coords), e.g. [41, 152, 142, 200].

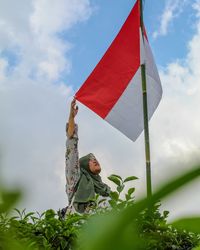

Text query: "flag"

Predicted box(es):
[75, 0, 162, 141]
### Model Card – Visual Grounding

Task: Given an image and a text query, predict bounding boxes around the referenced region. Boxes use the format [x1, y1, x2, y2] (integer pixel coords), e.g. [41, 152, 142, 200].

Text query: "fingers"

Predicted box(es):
[71, 100, 77, 112]
[70, 97, 78, 116]
[71, 98, 76, 106]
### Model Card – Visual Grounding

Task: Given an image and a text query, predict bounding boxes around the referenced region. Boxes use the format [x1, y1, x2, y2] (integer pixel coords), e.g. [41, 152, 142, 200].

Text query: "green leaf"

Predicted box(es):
[61, 240, 68, 249]
[78, 165, 200, 250]
[117, 185, 124, 193]
[108, 175, 121, 186]
[192, 247, 200, 250]
[108, 200, 117, 208]
[128, 188, 135, 196]
[124, 176, 138, 183]
[45, 209, 56, 219]
[24, 212, 35, 220]
[125, 194, 131, 201]
[117, 202, 126, 210]
[110, 174, 122, 181]
[0, 191, 21, 213]
[172, 217, 200, 234]
[151, 166, 200, 203]
[163, 210, 169, 219]
[110, 192, 119, 201]
[13, 208, 21, 216]
[21, 208, 26, 217]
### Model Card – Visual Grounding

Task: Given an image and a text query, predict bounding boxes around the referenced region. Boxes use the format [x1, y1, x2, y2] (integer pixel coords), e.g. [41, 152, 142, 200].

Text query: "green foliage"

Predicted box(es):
[78, 166, 200, 250]
[107, 175, 121, 186]
[0, 189, 21, 213]
[1, 207, 86, 250]
[124, 176, 138, 183]
[139, 204, 200, 250]
[172, 218, 200, 234]
[0, 165, 200, 250]
[107, 174, 137, 210]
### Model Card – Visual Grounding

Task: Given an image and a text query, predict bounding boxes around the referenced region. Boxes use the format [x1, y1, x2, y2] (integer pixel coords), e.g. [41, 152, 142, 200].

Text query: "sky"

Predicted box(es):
[0, 0, 200, 220]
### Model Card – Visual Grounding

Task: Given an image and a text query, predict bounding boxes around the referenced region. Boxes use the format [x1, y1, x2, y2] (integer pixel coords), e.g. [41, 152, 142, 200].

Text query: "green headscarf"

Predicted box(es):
[74, 153, 110, 205]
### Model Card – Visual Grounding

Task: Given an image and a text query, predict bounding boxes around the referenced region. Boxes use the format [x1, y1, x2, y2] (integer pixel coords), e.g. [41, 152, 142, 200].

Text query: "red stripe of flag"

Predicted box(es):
[76, 0, 140, 118]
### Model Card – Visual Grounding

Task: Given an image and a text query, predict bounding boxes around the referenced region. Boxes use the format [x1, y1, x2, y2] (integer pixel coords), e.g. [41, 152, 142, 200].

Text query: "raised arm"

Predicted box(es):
[65, 98, 80, 204]
[67, 98, 78, 138]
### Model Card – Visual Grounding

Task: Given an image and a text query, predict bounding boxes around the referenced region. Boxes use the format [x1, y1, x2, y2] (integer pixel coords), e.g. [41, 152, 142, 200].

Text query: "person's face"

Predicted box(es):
[88, 158, 101, 174]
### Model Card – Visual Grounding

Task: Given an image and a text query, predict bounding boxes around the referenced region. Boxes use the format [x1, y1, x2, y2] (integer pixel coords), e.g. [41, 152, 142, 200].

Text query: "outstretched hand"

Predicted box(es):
[69, 98, 78, 119]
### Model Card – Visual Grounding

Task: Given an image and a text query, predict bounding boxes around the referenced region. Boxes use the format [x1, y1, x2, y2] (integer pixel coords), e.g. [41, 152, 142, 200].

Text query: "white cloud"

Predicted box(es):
[193, 0, 200, 17]
[0, 0, 93, 211]
[28, 0, 93, 80]
[0, 81, 72, 210]
[0, 58, 8, 81]
[30, 0, 92, 34]
[0, 0, 93, 81]
[151, 0, 200, 218]
[153, 0, 188, 39]
[0, 0, 200, 220]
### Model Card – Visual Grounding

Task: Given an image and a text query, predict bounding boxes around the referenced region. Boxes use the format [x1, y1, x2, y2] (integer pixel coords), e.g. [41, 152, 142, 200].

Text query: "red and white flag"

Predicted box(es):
[75, 0, 162, 141]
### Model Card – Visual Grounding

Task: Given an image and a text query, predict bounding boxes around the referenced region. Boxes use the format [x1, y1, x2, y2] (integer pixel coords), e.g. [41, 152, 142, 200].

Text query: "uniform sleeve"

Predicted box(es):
[65, 123, 80, 204]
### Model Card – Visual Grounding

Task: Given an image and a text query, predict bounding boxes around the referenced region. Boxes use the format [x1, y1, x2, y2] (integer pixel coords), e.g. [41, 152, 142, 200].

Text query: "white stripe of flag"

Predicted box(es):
[76, 0, 162, 141]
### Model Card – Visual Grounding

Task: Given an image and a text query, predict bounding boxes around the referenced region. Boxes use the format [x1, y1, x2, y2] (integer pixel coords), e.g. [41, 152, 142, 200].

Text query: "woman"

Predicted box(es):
[63, 98, 110, 215]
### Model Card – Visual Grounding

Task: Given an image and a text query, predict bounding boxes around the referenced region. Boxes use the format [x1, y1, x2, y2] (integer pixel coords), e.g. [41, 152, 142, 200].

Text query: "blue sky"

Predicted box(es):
[65, 0, 195, 89]
[0, 0, 195, 86]
[0, 0, 200, 219]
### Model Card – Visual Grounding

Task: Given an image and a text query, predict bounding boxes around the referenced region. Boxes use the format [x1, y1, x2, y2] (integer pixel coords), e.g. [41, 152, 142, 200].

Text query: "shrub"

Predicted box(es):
[0, 166, 200, 250]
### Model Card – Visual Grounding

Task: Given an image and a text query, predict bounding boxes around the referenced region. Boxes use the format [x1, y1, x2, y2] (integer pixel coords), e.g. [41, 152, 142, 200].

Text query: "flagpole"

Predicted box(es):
[140, 0, 152, 199]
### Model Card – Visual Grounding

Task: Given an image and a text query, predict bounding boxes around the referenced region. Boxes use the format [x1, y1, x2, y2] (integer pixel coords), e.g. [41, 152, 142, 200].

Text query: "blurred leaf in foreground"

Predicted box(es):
[172, 217, 200, 234]
[77, 166, 200, 250]
[0, 190, 21, 213]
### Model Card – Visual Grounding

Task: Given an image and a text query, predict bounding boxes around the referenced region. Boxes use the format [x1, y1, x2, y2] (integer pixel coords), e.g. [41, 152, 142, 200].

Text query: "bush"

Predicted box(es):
[1, 167, 200, 250]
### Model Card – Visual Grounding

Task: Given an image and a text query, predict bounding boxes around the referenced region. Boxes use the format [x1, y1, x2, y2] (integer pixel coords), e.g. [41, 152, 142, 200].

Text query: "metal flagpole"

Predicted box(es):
[139, 0, 152, 199]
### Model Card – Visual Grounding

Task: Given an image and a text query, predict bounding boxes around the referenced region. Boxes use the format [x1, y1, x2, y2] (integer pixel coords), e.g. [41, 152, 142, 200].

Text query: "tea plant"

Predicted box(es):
[0, 165, 200, 250]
